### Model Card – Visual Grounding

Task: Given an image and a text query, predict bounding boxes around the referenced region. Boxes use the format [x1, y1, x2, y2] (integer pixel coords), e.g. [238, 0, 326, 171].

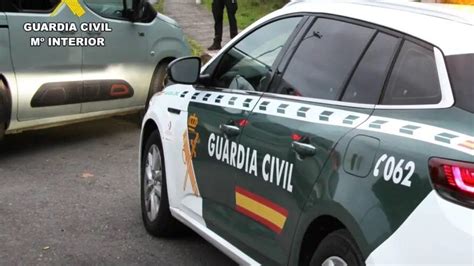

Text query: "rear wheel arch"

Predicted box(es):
[0, 74, 12, 130]
[298, 215, 347, 266]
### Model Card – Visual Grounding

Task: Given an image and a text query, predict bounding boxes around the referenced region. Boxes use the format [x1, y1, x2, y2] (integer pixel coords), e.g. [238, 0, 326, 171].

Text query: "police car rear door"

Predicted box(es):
[184, 15, 305, 238]
[234, 17, 401, 264]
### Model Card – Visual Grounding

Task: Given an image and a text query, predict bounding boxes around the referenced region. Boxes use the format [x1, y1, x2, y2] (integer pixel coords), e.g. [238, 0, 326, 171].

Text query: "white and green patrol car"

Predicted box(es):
[0, 0, 190, 139]
[139, 1, 474, 265]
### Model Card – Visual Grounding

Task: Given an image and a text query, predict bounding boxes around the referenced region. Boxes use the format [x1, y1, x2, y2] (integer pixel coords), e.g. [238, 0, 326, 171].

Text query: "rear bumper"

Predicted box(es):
[366, 191, 474, 265]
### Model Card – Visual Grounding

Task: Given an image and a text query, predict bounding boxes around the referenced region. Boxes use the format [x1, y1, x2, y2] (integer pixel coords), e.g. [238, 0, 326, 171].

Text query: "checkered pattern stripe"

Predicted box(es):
[359, 116, 474, 155]
[176, 90, 474, 156]
[252, 97, 369, 129]
[183, 91, 260, 112]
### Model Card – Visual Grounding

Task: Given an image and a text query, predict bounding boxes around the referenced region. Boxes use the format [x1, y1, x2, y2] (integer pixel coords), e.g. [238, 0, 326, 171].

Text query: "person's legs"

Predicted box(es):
[225, 0, 238, 39]
[209, 0, 225, 50]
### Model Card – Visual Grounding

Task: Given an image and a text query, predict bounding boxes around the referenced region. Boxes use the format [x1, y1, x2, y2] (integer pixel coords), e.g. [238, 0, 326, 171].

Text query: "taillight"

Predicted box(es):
[429, 158, 474, 209]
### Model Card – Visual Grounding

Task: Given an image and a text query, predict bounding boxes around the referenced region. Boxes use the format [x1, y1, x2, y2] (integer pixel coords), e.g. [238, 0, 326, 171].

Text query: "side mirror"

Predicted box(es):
[168, 57, 202, 85]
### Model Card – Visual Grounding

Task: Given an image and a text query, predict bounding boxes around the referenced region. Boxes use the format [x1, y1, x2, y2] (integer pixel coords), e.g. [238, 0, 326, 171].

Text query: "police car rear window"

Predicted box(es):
[381, 41, 441, 105]
[446, 54, 474, 113]
[280, 18, 375, 100]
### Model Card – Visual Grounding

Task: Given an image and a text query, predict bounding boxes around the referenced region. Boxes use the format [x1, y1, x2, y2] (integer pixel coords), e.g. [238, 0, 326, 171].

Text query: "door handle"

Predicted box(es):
[219, 124, 241, 137]
[292, 141, 317, 157]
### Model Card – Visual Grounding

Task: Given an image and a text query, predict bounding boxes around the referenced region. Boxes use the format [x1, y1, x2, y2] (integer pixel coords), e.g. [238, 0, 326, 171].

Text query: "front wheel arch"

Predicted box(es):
[140, 126, 185, 237]
[141, 119, 159, 158]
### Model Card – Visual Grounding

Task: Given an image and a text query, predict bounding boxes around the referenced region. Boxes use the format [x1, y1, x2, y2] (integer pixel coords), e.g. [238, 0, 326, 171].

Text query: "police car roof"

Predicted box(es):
[275, 0, 474, 56]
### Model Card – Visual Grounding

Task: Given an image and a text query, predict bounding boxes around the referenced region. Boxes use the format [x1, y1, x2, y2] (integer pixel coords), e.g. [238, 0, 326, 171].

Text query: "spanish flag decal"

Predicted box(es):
[235, 186, 288, 234]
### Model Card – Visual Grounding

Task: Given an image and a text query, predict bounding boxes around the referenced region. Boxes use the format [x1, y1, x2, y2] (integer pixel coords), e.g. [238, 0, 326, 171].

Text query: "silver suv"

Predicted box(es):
[0, 0, 190, 139]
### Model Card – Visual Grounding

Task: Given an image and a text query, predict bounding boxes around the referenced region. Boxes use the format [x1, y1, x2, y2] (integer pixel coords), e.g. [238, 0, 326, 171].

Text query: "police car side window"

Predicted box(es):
[212, 17, 302, 92]
[342, 33, 400, 104]
[84, 0, 133, 20]
[278, 18, 375, 100]
[381, 41, 441, 105]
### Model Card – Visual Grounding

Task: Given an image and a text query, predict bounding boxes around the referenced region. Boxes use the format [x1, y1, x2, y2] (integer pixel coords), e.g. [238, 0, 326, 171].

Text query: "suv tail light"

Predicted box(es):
[429, 158, 474, 209]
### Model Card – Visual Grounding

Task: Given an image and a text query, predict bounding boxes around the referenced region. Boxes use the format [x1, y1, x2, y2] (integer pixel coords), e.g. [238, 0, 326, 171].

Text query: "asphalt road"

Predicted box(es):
[0, 115, 235, 265]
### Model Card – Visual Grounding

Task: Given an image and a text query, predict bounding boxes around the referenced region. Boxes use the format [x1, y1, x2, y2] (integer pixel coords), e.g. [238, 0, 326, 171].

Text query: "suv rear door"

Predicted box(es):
[6, 0, 83, 121]
[235, 17, 401, 264]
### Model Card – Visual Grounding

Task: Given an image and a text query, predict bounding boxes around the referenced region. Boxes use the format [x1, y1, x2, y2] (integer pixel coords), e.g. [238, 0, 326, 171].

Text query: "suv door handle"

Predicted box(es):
[219, 124, 240, 137]
[292, 141, 316, 157]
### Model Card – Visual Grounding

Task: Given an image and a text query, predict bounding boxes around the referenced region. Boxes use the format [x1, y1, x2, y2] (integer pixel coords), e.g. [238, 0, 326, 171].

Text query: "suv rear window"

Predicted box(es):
[446, 54, 474, 113]
[8, 0, 60, 12]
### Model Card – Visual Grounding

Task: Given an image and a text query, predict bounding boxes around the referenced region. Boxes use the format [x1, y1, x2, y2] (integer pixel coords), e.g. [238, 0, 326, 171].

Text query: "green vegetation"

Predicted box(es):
[202, 0, 287, 29]
[153, 1, 165, 13]
[187, 38, 205, 57]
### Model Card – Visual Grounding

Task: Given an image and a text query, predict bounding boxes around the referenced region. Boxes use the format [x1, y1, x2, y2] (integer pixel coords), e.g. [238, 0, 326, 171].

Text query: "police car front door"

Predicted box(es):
[187, 16, 304, 240]
[185, 88, 261, 228]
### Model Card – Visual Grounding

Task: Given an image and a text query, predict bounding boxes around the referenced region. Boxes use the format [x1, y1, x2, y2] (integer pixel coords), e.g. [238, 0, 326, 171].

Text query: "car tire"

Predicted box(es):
[145, 61, 170, 111]
[138, 61, 171, 126]
[309, 229, 364, 266]
[0, 123, 4, 141]
[0, 78, 9, 141]
[141, 130, 182, 237]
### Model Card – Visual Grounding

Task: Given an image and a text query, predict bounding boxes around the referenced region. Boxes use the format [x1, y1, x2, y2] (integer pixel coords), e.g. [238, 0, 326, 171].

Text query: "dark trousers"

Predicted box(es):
[212, 0, 238, 43]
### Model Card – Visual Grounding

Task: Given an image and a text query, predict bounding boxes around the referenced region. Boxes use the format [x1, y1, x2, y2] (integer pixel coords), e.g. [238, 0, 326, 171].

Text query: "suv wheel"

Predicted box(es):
[0, 123, 4, 141]
[145, 61, 170, 111]
[141, 131, 182, 237]
[310, 229, 364, 266]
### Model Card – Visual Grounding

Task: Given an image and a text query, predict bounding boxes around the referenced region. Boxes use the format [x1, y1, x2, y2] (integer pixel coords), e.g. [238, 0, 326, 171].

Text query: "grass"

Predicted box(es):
[187, 38, 205, 57]
[202, 0, 287, 29]
[153, 1, 165, 13]
[153, 0, 283, 56]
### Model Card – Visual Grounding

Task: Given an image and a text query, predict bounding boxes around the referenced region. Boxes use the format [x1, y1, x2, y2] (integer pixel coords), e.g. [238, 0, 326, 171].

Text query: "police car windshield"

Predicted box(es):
[446, 54, 474, 113]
